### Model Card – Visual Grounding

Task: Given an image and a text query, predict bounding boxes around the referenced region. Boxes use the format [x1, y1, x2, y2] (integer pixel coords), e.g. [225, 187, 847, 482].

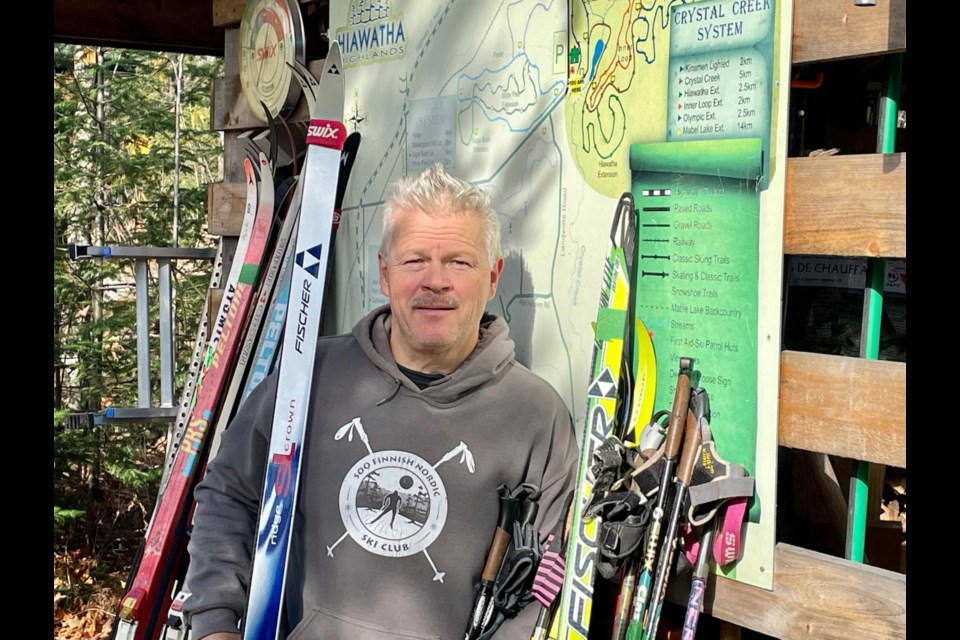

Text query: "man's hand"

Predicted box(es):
[200, 634, 240, 640]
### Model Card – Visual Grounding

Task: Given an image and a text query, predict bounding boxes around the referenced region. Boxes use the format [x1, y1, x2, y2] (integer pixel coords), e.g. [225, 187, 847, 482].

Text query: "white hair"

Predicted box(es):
[380, 163, 502, 265]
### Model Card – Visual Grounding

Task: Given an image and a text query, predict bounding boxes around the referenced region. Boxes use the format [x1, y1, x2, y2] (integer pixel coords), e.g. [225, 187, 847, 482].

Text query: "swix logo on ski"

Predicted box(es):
[306, 119, 346, 150]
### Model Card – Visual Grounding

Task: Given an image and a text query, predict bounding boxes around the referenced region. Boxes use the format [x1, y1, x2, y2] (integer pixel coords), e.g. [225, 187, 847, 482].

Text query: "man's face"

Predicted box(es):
[379, 205, 503, 371]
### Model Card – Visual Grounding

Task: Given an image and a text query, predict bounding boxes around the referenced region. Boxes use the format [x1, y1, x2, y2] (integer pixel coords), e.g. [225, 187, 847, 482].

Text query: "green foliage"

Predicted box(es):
[54, 44, 224, 557]
[54, 507, 86, 534]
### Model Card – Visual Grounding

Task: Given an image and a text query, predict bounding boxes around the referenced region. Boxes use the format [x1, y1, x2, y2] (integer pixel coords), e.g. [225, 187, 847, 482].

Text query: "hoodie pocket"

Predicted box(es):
[287, 605, 445, 640]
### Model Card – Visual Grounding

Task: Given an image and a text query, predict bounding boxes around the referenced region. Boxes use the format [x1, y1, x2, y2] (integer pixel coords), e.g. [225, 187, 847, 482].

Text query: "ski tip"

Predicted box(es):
[324, 41, 343, 78]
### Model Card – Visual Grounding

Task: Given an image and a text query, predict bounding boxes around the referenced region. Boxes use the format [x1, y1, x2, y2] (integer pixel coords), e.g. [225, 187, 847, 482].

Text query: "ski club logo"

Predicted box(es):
[306, 118, 347, 150]
[326, 417, 475, 583]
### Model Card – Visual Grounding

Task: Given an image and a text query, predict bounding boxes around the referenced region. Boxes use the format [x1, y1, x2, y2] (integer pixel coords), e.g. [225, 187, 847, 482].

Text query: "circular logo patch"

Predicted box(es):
[339, 450, 447, 557]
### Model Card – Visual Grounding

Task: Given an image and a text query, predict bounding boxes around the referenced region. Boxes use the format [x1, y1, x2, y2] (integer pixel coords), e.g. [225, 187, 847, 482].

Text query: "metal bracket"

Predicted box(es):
[66, 245, 217, 426]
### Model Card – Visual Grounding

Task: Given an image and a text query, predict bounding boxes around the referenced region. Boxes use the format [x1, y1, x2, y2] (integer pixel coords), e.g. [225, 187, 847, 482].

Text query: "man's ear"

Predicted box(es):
[378, 252, 390, 297]
[487, 256, 504, 301]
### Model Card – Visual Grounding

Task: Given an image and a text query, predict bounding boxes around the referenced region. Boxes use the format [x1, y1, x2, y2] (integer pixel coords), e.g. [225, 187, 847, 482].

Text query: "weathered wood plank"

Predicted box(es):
[223, 26, 239, 78]
[207, 288, 225, 334]
[779, 351, 905, 467]
[784, 154, 906, 258]
[207, 182, 247, 237]
[213, 0, 246, 28]
[680, 543, 906, 639]
[793, 0, 906, 64]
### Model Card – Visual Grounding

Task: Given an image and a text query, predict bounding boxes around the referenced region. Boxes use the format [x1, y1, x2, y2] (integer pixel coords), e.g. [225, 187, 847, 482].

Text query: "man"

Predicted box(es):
[184, 163, 578, 639]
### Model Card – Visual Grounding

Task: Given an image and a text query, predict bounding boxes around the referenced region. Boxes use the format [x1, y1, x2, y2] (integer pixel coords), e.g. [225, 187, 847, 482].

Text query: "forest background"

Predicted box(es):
[53, 44, 223, 640]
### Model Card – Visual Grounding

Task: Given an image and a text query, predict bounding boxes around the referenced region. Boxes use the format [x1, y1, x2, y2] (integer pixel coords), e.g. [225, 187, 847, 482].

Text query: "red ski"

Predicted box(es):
[112, 154, 276, 640]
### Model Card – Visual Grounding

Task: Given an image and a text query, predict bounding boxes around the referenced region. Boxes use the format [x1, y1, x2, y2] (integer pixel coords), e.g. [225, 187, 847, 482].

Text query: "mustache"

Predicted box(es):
[411, 294, 459, 308]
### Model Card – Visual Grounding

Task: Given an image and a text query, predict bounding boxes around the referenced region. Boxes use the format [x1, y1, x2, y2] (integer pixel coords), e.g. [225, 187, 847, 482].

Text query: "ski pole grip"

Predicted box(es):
[482, 527, 514, 581]
[676, 409, 703, 486]
[497, 494, 520, 531]
[665, 357, 694, 458]
[516, 498, 540, 528]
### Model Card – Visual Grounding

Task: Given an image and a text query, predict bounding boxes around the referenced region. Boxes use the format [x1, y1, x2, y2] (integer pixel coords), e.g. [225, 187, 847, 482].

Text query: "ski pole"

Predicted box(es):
[681, 522, 716, 640]
[465, 485, 520, 640]
[621, 358, 694, 640]
[609, 414, 666, 640]
[642, 388, 706, 640]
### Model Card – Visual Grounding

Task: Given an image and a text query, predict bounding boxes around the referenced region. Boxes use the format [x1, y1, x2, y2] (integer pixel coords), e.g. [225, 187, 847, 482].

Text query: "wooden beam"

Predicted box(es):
[680, 543, 905, 639]
[213, 0, 246, 28]
[54, 0, 224, 57]
[779, 351, 905, 467]
[784, 154, 906, 258]
[214, 0, 325, 28]
[793, 0, 906, 64]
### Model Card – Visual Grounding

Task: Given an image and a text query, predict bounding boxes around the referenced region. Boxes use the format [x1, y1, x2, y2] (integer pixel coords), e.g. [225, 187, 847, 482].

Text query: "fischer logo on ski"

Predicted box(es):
[295, 244, 324, 278]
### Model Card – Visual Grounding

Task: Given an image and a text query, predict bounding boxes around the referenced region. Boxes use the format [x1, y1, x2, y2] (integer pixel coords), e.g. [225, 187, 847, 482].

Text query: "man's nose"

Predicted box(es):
[422, 260, 451, 290]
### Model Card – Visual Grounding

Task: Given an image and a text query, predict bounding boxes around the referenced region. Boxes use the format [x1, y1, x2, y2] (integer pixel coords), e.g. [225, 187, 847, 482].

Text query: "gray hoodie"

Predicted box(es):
[184, 306, 579, 640]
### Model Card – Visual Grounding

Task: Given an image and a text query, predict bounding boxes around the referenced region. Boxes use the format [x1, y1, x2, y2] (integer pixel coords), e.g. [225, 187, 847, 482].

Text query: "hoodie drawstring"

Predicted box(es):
[376, 378, 402, 406]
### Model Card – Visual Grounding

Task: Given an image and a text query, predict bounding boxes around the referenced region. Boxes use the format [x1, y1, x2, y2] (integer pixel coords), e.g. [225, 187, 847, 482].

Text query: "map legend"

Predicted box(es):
[668, 52, 767, 139]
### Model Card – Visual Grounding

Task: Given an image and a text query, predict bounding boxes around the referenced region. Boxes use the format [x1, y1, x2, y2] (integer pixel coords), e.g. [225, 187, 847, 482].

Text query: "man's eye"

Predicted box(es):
[404, 258, 425, 265]
[451, 260, 471, 268]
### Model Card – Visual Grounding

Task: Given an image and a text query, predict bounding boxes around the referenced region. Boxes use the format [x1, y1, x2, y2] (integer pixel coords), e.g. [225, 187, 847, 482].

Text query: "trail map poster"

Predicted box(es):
[328, 0, 791, 589]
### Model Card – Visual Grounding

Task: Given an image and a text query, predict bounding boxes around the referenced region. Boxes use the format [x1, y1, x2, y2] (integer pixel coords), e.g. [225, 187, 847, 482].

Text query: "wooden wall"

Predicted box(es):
[701, 1, 907, 636]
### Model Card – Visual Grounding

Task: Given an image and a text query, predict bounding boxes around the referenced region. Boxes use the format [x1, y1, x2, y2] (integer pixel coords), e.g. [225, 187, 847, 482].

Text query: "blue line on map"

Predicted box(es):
[456, 53, 564, 133]
[589, 38, 605, 82]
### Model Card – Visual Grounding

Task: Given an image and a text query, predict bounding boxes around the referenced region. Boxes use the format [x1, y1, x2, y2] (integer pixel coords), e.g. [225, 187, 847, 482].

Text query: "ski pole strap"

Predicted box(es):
[596, 510, 652, 580]
[585, 435, 631, 504]
[627, 445, 667, 498]
[584, 487, 646, 522]
[713, 497, 749, 567]
[682, 520, 700, 568]
[493, 521, 542, 613]
[686, 432, 754, 528]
